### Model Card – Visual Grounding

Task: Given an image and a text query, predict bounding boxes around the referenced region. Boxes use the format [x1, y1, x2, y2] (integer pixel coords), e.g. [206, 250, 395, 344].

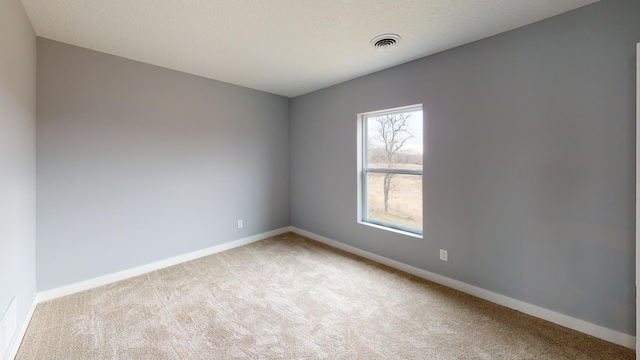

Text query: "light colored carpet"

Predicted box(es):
[17, 232, 634, 359]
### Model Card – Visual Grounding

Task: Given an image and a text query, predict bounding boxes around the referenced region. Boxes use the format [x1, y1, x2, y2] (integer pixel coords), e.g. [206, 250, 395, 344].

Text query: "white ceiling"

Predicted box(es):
[21, 0, 598, 97]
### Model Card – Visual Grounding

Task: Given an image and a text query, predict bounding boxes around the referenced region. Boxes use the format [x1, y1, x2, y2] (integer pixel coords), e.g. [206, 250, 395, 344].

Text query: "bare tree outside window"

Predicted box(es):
[373, 113, 413, 213]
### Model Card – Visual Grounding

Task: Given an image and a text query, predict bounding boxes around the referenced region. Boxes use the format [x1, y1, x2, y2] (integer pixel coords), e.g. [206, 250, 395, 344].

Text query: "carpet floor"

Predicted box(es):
[16, 232, 634, 359]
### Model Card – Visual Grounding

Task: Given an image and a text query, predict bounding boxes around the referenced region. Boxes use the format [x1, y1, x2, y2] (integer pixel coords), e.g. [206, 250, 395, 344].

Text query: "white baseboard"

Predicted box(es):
[38, 227, 291, 302]
[291, 227, 636, 349]
[7, 293, 39, 360]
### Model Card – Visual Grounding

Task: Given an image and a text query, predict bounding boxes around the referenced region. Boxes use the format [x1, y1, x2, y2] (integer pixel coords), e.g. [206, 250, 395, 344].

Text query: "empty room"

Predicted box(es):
[2, 0, 640, 358]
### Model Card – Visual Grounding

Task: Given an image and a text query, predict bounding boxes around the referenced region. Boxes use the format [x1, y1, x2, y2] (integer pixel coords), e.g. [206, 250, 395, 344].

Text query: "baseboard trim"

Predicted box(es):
[38, 227, 291, 302]
[291, 227, 636, 349]
[7, 293, 39, 360]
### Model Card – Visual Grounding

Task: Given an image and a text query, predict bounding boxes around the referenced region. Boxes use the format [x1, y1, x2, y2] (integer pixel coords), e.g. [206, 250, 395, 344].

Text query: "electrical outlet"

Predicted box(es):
[0, 297, 17, 359]
[439, 249, 448, 262]
[237, 220, 243, 229]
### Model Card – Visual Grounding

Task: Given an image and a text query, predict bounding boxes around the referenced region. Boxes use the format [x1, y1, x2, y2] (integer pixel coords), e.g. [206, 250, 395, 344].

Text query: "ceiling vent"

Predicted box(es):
[370, 34, 401, 52]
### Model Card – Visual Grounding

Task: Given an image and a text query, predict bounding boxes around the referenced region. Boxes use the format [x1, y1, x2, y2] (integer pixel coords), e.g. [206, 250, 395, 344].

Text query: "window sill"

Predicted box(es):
[358, 220, 423, 239]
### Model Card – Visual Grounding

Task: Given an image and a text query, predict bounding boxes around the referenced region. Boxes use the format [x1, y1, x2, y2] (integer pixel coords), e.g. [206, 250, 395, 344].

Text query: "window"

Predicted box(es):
[358, 105, 423, 236]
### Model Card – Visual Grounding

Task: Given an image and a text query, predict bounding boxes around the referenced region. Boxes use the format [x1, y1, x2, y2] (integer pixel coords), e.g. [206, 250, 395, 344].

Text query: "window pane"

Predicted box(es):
[366, 172, 422, 231]
[366, 109, 422, 171]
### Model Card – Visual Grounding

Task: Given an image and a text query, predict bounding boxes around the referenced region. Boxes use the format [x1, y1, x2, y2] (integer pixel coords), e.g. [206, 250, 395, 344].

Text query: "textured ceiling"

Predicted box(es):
[21, 0, 598, 97]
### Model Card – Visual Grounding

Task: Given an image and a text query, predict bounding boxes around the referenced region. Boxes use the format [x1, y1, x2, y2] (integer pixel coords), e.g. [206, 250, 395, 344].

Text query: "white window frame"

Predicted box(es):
[357, 104, 423, 238]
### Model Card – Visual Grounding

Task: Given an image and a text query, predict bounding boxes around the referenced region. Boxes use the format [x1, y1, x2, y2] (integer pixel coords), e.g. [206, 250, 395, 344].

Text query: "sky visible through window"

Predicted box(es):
[367, 109, 423, 159]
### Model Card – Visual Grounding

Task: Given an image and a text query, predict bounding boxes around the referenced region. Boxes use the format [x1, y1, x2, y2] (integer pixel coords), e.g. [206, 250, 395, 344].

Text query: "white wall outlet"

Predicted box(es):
[439, 249, 448, 262]
[0, 297, 17, 359]
[237, 220, 243, 229]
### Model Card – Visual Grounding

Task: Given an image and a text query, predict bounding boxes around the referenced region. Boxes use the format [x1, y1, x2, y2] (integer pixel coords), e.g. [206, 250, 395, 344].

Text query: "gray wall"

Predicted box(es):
[291, 0, 640, 335]
[0, 0, 37, 356]
[37, 39, 290, 291]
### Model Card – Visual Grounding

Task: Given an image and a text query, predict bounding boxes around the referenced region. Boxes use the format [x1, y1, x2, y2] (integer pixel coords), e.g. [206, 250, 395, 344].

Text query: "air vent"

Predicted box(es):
[370, 34, 401, 52]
